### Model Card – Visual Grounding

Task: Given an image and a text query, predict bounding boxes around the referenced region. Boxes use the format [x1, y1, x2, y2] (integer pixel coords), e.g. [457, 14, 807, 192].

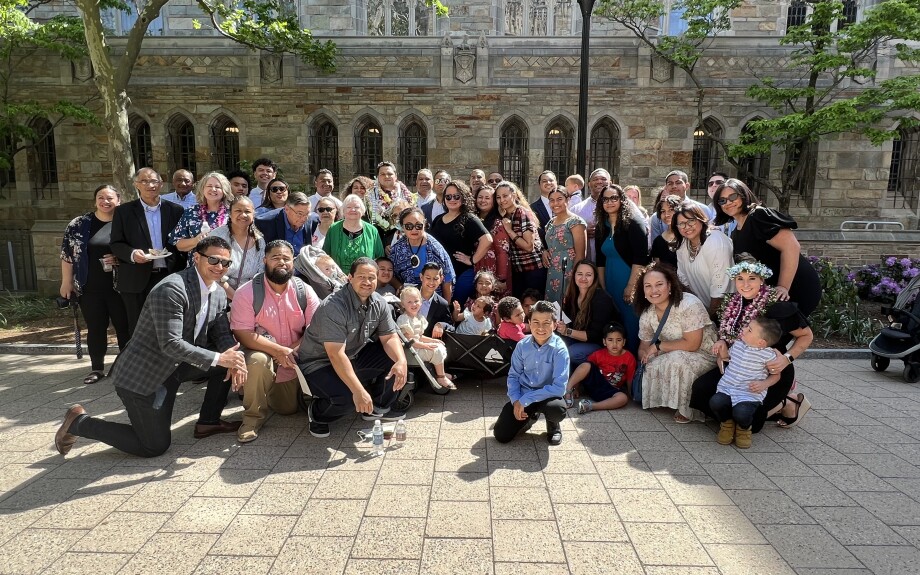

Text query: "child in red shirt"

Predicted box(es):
[565, 323, 636, 414]
[496, 296, 527, 342]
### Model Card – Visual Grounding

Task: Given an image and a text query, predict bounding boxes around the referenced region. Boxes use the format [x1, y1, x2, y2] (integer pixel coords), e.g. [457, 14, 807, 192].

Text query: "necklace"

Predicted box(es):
[718, 285, 777, 344]
[409, 239, 424, 269]
[687, 240, 701, 262]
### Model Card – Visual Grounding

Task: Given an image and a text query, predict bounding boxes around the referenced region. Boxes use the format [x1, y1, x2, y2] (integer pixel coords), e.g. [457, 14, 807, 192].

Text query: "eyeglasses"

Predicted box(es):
[716, 192, 741, 205]
[317, 207, 335, 213]
[444, 194, 462, 201]
[402, 223, 425, 231]
[676, 220, 700, 229]
[270, 186, 288, 193]
[708, 179, 726, 187]
[487, 179, 501, 184]
[202, 255, 232, 268]
[287, 209, 310, 219]
[602, 195, 621, 203]
[137, 179, 161, 186]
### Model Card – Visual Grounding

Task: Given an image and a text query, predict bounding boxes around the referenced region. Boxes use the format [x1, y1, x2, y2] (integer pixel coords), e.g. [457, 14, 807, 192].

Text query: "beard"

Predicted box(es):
[265, 265, 293, 284]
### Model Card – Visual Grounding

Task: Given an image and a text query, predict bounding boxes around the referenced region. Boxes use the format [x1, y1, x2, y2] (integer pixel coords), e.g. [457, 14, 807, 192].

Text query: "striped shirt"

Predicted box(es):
[716, 340, 776, 405]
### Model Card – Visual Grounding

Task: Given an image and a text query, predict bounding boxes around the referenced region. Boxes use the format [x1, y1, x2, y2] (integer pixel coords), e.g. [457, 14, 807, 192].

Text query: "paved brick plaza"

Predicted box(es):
[0, 354, 917, 575]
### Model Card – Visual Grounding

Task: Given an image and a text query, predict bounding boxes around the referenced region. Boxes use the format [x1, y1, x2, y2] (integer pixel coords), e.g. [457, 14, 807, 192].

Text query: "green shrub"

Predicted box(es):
[807, 256, 877, 346]
[0, 293, 62, 328]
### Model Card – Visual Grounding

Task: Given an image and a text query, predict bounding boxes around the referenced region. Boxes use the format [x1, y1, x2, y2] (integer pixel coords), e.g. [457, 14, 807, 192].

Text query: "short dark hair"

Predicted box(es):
[375, 256, 393, 266]
[252, 158, 277, 172]
[350, 256, 378, 275]
[315, 169, 333, 180]
[710, 171, 729, 180]
[421, 262, 442, 275]
[226, 170, 251, 188]
[497, 296, 522, 320]
[377, 161, 397, 174]
[94, 184, 121, 200]
[196, 235, 231, 254]
[265, 239, 294, 256]
[532, 300, 556, 318]
[521, 288, 542, 302]
[604, 322, 627, 340]
[750, 317, 783, 347]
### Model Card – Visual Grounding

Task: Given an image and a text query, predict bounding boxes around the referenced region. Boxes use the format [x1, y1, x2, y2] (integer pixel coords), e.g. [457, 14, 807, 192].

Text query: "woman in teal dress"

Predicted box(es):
[543, 187, 586, 302]
[594, 184, 650, 353]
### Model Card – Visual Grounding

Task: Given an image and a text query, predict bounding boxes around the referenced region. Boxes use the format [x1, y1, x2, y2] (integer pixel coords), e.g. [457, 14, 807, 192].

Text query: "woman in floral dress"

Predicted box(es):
[473, 184, 512, 298]
[169, 172, 233, 265]
[544, 187, 586, 302]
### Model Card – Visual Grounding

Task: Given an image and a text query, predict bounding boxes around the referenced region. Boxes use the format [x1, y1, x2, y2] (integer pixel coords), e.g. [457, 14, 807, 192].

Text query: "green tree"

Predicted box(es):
[596, 0, 920, 212]
[0, 0, 96, 183]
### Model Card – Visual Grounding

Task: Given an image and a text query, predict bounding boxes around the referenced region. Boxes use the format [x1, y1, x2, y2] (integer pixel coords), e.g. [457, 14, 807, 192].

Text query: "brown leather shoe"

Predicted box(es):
[194, 420, 243, 439]
[55, 405, 86, 456]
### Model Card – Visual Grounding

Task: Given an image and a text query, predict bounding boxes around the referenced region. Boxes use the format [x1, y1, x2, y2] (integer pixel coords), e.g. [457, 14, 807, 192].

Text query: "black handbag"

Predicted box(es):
[632, 304, 671, 404]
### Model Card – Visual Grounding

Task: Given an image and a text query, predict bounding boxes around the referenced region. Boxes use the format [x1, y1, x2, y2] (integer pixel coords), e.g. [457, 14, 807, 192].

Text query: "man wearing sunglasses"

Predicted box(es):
[55, 236, 249, 458]
[422, 169, 450, 223]
[702, 171, 735, 235]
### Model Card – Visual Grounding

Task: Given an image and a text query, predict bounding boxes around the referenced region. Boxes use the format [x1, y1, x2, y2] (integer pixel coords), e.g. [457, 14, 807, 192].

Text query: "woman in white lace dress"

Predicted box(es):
[673, 201, 734, 319]
[633, 263, 717, 423]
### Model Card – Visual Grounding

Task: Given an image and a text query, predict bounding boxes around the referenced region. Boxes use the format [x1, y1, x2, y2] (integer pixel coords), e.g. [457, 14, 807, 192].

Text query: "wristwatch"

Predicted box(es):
[783, 352, 795, 363]
[565, 328, 573, 337]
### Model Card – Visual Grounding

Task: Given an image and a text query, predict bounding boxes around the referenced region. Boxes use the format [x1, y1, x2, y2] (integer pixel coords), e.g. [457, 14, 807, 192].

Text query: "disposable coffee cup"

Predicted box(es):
[100, 258, 113, 272]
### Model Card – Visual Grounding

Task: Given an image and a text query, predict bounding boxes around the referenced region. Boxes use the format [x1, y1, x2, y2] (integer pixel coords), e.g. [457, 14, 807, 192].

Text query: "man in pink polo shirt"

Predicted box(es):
[230, 240, 319, 443]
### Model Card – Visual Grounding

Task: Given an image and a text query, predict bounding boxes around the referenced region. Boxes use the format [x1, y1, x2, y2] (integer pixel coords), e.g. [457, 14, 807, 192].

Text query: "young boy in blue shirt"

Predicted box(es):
[493, 301, 570, 445]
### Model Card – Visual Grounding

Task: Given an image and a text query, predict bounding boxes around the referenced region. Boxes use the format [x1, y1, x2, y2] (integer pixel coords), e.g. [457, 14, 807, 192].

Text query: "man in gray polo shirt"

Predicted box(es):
[299, 257, 408, 438]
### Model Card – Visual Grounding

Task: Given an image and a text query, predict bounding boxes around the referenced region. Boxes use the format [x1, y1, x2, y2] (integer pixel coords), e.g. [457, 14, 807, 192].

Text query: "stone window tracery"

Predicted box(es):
[28, 118, 57, 201]
[365, 0, 433, 36]
[544, 118, 573, 180]
[502, 0, 576, 36]
[500, 117, 529, 193]
[355, 117, 383, 177]
[691, 118, 723, 201]
[310, 116, 339, 185]
[210, 115, 240, 173]
[167, 115, 196, 176]
[130, 116, 154, 172]
[887, 125, 920, 211]
[738, 118, 771, 202]
[590, 117, 620, 180]
[398, 119, 427, 185]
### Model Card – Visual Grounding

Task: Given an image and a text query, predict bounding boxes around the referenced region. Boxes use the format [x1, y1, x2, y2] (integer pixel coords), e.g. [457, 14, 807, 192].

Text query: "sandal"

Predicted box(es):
[577, 399, 593, 414]
[776, 393, 811, 428]
[563, 390, 575, 409]
[673, 413, 691, 424]
[83, 371, 105, 385]
[436, 375, 457, 390]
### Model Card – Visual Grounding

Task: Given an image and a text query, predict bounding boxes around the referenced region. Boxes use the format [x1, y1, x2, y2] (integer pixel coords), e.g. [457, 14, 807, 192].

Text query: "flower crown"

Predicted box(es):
[727, 260, 773, 280]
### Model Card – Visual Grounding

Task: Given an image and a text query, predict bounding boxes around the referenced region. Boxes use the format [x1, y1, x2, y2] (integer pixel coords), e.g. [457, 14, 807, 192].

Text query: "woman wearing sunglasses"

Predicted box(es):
[429, 180, 492, 305]
[712, 179, 820, 317]
[311, 197, 338, 248]
[256, 178, 290, 215]
[389, 207, 455, 298]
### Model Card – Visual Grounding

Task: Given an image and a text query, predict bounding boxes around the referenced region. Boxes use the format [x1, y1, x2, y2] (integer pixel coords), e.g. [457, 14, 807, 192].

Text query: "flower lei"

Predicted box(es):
[717, 284, 778, 344]
[199, 202, 228, 229]
[367, 182, 416, 231]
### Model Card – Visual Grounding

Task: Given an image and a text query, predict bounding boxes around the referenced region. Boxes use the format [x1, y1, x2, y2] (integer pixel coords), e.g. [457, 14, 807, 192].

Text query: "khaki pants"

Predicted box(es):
[241, 350, 300, 433]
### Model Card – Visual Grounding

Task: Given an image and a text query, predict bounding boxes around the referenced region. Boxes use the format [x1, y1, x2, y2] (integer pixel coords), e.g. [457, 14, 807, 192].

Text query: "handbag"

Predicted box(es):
[632, 303, 672, 404]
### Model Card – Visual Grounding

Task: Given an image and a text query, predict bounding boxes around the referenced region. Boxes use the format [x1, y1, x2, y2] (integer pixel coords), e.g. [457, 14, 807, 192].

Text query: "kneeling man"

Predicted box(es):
[298, 257, 408, 438]
[231, 240, 319, 443]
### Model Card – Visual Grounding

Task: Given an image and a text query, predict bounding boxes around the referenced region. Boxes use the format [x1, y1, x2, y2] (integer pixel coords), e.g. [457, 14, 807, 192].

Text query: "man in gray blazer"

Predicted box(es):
[55, 237, 248, 458]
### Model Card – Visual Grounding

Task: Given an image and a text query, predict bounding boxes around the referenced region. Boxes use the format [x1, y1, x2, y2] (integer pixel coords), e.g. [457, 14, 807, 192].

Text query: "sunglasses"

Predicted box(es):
[317, 207, 335, 213]
[270, 186, 288, 193]
[708, 179, 726, 187]
[444, 194, 462, 201]
[602, 195, 621, 203]
[202, 255, 232, 268]
[487, 179, 501, 184]
[716, 192, 741, 205]
[402, 223, 424, 231]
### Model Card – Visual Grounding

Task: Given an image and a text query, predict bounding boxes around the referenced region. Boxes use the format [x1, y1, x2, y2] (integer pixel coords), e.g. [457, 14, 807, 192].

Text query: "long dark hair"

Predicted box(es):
[671, 201, 710, 250]
[229, 195, 264, 250]
[712, 178, 759, 226]
[474, 185, 499, 229]
[593, 184, 643, 238]
[563, 259, 601, 331]
[261, 178, 288, 210]
[632, 262, 685, 316]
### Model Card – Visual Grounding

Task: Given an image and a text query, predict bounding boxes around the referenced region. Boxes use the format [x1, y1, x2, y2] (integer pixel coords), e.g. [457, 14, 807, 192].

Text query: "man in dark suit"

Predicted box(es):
[419, 262, 453, 338]
[254, 192, 311, 255]
[530, 183, 552, 248]
[422, 169, 449, 224]
[110, 168, 186, 334]
[54, 237, 248, 458]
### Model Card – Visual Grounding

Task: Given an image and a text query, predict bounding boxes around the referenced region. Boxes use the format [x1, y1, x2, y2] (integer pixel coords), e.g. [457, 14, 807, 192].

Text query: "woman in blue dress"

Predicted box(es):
[594, 184, 650, 353]
[390, 207, 456, 298]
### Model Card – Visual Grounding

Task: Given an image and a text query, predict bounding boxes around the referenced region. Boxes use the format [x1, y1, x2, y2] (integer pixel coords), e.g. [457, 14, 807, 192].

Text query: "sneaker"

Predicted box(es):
[308, 404, 330, 438]
[361, 408, 407, 422]
[577, 399, 593, 414]
[547, 421, 563, 445]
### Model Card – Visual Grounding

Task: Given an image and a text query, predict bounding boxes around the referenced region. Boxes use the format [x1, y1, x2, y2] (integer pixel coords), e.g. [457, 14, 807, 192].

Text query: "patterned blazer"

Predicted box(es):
[110, 266, 236, 396]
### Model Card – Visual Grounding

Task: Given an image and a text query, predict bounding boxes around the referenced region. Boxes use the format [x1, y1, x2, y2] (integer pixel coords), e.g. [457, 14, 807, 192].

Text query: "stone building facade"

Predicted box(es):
[4, 0, 919, 294]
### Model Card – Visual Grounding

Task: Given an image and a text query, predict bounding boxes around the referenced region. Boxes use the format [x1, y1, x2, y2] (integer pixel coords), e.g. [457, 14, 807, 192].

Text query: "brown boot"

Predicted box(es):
[717, 420, 735, 445]
[735, 427, 752, 449]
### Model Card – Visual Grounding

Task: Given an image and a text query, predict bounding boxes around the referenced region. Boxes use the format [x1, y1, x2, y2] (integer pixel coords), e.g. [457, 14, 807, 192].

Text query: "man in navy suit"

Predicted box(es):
[109, 168, 186, 334]
[254, 192, 312, 255]
[55, 237, 248, 458]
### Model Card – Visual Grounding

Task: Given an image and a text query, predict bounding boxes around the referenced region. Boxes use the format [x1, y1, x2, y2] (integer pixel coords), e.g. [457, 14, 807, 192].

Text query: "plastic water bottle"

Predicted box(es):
[394, 419, 407, 442]
[199, 221, 211, 236]
[372, 419, 384, 456]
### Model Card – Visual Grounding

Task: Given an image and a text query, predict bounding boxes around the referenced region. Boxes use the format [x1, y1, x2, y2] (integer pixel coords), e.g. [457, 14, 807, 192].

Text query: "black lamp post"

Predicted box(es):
[575, 0, 597, 177]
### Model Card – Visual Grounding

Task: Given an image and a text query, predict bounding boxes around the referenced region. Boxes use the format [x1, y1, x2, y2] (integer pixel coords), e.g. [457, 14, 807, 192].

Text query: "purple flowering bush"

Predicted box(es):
[847, 256, 920, 301]
[807, 256, 875, 344]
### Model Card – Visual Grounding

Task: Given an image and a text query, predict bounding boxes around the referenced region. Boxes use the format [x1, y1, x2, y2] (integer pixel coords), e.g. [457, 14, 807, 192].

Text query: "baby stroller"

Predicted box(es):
[294, 245, 346, 299]
[442, 331, 516, 378]
[869, 273, 920, 383]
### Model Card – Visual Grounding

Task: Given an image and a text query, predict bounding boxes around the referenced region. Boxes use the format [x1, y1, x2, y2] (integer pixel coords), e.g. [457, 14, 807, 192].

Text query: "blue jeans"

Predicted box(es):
[709, 392, 760, 430]
[452, 268, 476, 305]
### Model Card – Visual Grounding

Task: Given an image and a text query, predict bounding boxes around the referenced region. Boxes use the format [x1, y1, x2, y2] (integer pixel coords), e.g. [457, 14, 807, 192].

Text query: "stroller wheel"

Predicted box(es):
[394, 389, 415, 412]
[871, 354, 890, 372]
[904, 363, 920, 384]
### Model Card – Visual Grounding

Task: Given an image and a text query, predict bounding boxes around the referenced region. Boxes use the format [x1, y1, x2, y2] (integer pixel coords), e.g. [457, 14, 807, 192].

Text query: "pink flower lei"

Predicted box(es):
[717, 285, 778, 344]
[199, 202, 229, 228]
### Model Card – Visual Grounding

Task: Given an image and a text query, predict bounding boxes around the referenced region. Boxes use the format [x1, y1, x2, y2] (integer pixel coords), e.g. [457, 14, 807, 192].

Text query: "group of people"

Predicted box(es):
[56, 159, 820, 457]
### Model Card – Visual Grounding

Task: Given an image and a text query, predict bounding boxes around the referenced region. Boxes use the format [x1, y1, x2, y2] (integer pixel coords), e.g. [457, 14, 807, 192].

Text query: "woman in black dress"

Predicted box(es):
[712, 178, 821, 317]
